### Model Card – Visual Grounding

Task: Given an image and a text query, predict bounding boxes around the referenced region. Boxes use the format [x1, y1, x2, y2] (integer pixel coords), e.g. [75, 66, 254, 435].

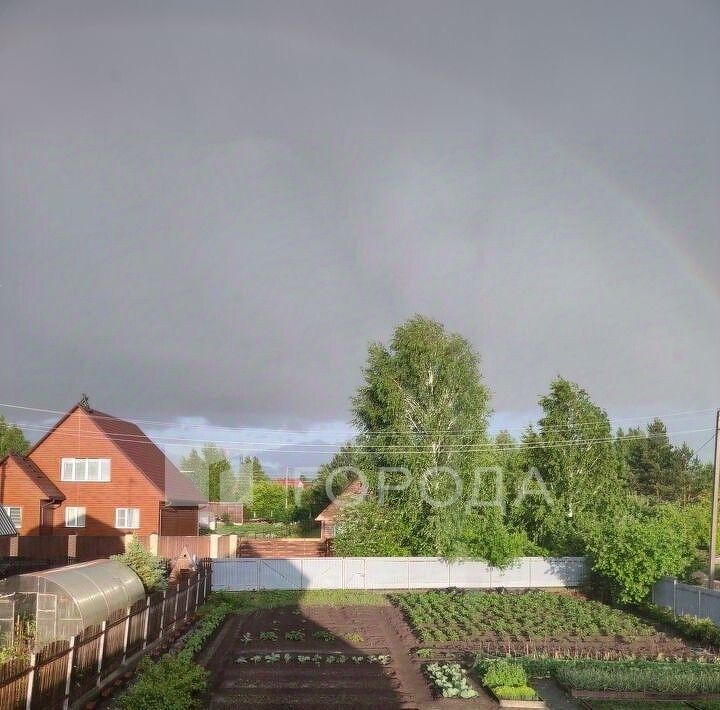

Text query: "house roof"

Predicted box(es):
[0, 506, 17, 536]
[271, 478, 308, 489]
[315, 478, 365, 522]
[0, 453, 65, 501]
[86, 408, 206, 506]
[27, 402, 206, 507]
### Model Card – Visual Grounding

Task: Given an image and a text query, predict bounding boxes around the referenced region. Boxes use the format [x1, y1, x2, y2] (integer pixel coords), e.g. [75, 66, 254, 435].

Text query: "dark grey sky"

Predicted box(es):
[1, 1, 718, 471]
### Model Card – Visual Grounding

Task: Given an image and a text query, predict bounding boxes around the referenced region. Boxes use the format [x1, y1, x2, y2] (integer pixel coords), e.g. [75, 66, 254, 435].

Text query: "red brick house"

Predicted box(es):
[0, 401, 205, 536]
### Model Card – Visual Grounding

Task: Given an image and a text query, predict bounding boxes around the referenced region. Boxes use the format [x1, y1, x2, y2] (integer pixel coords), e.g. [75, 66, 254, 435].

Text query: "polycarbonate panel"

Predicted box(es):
[0, 559, 144, 642]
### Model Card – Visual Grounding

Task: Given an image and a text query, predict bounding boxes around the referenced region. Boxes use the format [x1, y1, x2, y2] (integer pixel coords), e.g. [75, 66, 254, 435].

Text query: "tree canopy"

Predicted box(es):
[0, 416, 30, 459]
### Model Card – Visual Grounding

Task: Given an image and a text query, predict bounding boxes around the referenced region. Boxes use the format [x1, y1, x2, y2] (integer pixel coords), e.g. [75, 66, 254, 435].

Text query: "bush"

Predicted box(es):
[112, 539, 167, 593]
[119, 654, 208, 710]
[481, 659, 528, 688]
[492, 685, 538, 700]
[639, 603, 720, 647]
[332, 501, 412, 557]
[586, 506, 696, 604]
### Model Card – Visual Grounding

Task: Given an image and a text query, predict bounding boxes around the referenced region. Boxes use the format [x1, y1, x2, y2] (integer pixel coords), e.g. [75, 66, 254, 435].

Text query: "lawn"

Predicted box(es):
[391, 590, 654, 644]
[214, 521, 320, 538]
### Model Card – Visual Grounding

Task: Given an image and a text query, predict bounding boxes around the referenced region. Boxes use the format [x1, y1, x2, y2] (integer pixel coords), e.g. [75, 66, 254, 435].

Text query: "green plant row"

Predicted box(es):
[119, 596, 233, 710]
[476, 657, 720, 695]
[492, 685, 539, 700]
[234, 652, 390, 665]
[425, 662, 479, 699]
[391, 590, 654, 644]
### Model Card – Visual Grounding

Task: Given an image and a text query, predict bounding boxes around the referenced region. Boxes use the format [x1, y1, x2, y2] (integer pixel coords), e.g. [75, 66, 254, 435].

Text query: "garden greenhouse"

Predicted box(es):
[0, 559, 145, 645]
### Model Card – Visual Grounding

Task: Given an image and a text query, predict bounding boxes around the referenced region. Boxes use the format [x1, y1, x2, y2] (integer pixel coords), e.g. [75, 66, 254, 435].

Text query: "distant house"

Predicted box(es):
[315, 478, 364, 540]
[0, 401, 205, 535]
[271, 477, 309, 491]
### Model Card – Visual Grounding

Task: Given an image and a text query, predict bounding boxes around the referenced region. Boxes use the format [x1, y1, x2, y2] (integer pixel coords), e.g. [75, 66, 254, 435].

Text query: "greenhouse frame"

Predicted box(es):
[0, 559, 145, 645]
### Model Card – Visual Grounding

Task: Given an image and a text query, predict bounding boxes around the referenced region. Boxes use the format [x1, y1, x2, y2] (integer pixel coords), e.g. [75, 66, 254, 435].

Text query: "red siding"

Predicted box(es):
[28, 408, 163, 536]
[0, 457, 46, 535]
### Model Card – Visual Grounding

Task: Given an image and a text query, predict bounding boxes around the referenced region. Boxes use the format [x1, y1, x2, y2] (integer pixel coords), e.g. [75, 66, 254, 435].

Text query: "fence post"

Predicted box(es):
[159, 591, 167, 636]
[67, 534, 77, 563]
[9, 535, 18, 559]
[62, 636, 76, 710]
[121, 606, 132, 663]
[172, 584, 180, 630]
[185, 578, 192, 617]
[228, 533, 238, 558]
[25, 650, 36, 710]
[209, 534, 219, 559]
[142, 596, 151, 649]
[96, 621, 107, 684]
[195, 572, 201, 610]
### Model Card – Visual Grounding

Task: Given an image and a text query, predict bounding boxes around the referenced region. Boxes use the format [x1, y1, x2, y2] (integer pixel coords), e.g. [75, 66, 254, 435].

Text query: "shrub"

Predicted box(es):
[639, 604, 720, 647]
[481, 659, 528, 688]
[492, 685, 538, 700]
[119, 654, 207, 710]
[586, 505, 696, 604]
[112, 539, 167, 592]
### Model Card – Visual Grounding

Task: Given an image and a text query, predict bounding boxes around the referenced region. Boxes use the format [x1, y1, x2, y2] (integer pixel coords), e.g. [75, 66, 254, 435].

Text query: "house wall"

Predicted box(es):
[0, 458, 45, 535]
[28, 408, 163, 536]
[160, 506, 199, 536]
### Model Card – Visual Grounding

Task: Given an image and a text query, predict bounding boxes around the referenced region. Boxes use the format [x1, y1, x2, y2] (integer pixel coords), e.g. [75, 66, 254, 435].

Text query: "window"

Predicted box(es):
[115, 508, 140, 529]
[3, 506, 22, 529]
[61, 458, 111, 482]
[65, 507, 86, 528]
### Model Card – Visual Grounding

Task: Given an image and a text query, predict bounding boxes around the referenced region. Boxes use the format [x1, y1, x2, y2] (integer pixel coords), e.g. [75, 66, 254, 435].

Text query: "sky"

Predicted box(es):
[1, 1, 719, 474]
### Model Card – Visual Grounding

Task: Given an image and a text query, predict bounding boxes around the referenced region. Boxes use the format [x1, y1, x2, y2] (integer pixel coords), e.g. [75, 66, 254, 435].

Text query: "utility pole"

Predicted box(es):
[708, 409, 720, 588]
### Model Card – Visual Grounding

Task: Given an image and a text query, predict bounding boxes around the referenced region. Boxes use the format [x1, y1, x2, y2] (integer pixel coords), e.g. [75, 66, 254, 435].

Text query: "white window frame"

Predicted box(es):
[65, 507, 86, 528]
[115, 508, 140, 529]
[3, 506, 22, 529]
[61, 458, 111, 482]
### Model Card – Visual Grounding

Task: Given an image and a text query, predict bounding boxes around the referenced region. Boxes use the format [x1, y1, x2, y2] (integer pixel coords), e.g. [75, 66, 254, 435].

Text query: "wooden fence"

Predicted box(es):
[203, 502, 244, 524]
[0, 566, 211, 710]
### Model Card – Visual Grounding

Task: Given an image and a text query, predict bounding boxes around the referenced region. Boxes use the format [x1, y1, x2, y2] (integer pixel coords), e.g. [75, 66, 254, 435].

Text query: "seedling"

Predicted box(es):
[234, 656, 247, 664]
[285, 630, 305, 641]
[240, 633, 252, 645]
[312, 630, 335, 642]
[259, 631, 278, 641]
[345, 632, 364, 643]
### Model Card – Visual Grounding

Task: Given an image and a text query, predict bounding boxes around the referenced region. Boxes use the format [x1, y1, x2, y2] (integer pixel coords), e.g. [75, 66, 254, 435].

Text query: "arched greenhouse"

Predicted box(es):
[0, 559, 145, 645]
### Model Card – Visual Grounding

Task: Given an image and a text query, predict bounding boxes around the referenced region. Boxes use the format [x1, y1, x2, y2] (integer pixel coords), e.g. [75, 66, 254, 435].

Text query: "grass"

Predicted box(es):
[211, 589, 389, 610]
[391, 590, 654, 644]
[214, 521, 320, 538]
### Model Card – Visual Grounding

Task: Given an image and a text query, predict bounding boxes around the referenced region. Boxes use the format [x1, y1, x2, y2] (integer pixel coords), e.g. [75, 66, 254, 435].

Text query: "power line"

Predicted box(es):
[0, 400, 715, 438]
[6, 418, 715, 456]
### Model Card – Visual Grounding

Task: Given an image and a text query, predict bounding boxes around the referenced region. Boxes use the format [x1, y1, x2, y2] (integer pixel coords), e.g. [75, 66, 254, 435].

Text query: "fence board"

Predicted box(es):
[212, 556, 588, 592]
[653, 577, 720, 626]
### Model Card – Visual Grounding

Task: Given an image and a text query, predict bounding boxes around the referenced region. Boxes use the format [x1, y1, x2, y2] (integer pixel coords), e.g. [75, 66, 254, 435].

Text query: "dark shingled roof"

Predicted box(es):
[1, 453, 65, 501]
[315, 478, 365, 522]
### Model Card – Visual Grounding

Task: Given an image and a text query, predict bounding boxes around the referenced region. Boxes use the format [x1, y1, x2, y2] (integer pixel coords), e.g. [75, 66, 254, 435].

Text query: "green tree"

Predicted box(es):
[111, 538, 168, 592]
[179, 444, 234, 501]
[351, 315, 514, 560]
[514, 378, 625, 554]
[0, 416, 30, 458]
[250, 480, 288, 520]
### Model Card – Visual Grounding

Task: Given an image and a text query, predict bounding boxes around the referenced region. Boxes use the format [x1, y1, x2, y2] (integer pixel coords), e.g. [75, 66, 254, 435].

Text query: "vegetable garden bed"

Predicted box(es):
[391, 590, 718, 660]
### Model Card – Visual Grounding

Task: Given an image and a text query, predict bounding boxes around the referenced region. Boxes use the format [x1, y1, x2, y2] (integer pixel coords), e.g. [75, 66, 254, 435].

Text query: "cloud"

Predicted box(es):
[1, 1, 718, 466]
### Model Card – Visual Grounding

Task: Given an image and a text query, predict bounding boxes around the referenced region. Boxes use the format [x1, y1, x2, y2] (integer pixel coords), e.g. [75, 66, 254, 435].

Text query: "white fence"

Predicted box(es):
[212, 556, 587, 591]
[652, 577, 720, 625]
